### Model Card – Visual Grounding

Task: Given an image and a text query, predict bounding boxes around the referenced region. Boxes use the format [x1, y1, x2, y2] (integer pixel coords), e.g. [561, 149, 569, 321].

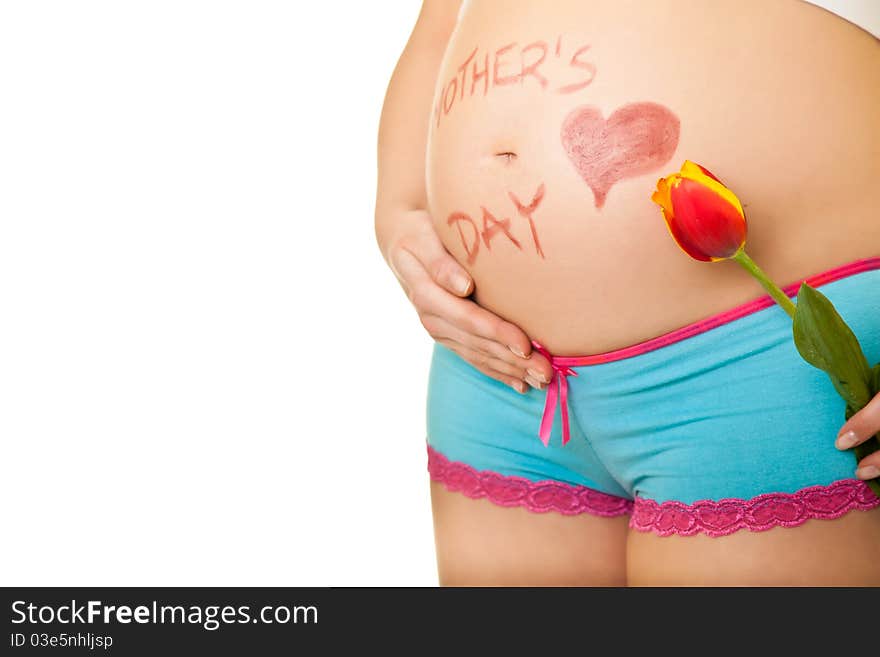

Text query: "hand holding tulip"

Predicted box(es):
[838, 392, 880, 481]
[652, 161, 880, 496]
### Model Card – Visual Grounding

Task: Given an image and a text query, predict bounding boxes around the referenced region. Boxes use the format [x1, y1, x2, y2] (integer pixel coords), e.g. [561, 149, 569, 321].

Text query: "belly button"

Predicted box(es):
[494, 151, 518, 164]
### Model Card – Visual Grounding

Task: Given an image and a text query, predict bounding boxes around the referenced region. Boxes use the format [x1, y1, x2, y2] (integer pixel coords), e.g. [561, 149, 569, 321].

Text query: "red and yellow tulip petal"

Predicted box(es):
[662, 210, 713, 262]
[667, 177, 747, 260]
[681, 159, 722, 184]
[678, 161, 745, 222]
[651, 175, 676, 217]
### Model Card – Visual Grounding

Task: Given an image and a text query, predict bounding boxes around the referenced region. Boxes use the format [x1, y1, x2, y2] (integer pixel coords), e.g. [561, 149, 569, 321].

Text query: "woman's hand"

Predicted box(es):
[836, 392, 880, 479]
[382, 209, 553, 392]
[373, 2, 543, 389]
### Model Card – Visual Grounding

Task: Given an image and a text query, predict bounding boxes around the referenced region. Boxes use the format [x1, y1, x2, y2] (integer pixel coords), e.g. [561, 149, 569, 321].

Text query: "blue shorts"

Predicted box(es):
[426, 257, 880, 536]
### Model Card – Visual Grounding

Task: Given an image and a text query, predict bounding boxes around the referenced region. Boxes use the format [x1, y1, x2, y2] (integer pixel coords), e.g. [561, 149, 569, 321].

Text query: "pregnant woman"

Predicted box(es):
[376, 0, 880, 585]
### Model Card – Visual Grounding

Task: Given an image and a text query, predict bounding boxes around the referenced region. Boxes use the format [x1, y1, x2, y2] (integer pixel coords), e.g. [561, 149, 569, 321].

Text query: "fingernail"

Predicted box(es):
[455, 276, 471, 296]
[511, 381, 526, 394]
[836, 430, 858, 450]
[524, 375, 544, 390]
[856, 466, 880, 480]
[508, 345, 526, 359]
[527, 368, 549, 384]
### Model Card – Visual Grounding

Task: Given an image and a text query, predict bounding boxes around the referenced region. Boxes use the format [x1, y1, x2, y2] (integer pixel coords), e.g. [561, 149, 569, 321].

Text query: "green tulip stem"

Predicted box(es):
[732, 250, 797, 319]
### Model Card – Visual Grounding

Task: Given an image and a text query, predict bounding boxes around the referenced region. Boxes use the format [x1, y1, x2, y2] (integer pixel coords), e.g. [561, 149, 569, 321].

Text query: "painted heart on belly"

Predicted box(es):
[561, 102, 680, 209]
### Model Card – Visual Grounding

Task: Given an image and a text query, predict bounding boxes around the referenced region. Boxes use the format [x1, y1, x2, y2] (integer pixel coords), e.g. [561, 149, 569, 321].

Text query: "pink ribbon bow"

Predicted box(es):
[531, 340, 578, 447]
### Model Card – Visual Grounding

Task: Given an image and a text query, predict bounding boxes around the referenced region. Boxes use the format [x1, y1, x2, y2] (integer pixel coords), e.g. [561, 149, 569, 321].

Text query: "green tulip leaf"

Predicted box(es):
[792, 283, 873, 410]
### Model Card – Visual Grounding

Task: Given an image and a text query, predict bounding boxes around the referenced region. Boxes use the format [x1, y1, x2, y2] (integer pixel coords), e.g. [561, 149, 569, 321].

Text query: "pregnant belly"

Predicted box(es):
[426, 0, 880, 356]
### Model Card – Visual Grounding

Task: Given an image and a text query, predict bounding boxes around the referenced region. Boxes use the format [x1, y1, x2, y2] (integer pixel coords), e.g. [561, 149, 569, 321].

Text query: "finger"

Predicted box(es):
[458, 307, 551, 383]
[392, 246, 470, 317]
[418, 286, 553, 380]
[855, 455, 880, 480]
[836, 392, 880, 450]
[421, 314, 547, 385]
[388, 244, 425, 300]
[487, 323, 553, 385]
[393, 252, 553, 385]
[523, 348, 554, 386]
[389, 226, 472, 298]
[436, 334, 538, 385]
[524, 373, 546, 389]
[418, 238, 474, 298]
[437, 339, 528, 393]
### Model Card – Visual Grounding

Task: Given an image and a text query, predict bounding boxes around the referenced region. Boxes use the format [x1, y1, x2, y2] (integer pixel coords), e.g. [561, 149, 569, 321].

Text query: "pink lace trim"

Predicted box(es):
[426, 446, 633, 517]
[428, 446, 880, 534]
[631, 479, 880, 537]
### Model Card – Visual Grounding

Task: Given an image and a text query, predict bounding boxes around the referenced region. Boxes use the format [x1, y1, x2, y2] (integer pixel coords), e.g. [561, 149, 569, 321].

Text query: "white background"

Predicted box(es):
[0, 0, 438, 586]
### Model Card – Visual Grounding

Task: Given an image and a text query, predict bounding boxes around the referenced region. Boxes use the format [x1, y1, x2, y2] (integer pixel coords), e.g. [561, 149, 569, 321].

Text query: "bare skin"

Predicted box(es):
[378, 0, 615, 586]
[427, 0, 880, 357]
[431, 483, 628, 586]
[628, 508, 880, 586]
[379, 0, 880, 585]
[375, 0, 554, 394]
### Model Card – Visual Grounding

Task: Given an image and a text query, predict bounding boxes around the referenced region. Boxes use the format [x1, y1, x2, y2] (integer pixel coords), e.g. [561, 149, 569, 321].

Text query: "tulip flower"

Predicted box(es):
[651, 160, 880, 496]
[651, 160, 796, 317]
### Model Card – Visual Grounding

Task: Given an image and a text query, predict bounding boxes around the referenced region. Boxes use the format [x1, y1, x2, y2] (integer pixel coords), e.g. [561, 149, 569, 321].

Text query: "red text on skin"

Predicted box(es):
[447, 184, 546, 264]
[435, 36, 596, 127]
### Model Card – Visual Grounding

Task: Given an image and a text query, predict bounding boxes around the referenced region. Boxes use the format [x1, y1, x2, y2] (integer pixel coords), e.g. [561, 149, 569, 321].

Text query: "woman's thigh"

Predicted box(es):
[431, 483, 629, 586]
[426, 342, 634, 585]
[627, 508, 880, 586]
